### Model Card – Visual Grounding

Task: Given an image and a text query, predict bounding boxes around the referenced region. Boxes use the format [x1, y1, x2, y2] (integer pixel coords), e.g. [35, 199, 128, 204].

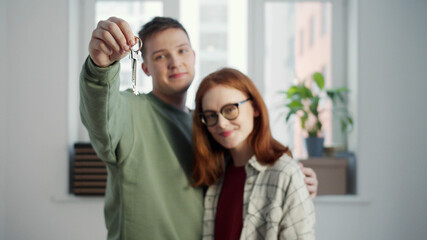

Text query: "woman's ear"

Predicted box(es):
[252, 103, 260, 117]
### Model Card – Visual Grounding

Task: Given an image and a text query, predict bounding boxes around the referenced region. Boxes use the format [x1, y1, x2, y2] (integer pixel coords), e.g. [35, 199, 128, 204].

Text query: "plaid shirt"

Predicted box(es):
[203, 155, 315, 240]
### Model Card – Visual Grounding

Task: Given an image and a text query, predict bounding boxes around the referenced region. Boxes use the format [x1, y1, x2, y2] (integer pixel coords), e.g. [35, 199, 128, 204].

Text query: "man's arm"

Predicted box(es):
[79, 17, 136, 163]
[299, 163, 319, 199]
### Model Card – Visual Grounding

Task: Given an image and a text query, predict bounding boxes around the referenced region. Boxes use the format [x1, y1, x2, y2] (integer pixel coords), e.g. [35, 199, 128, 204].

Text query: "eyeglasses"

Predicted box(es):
[199, 98, 251, 127]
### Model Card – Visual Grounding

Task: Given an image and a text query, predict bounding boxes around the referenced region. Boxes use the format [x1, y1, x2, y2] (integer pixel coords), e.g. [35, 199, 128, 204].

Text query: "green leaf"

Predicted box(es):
[287, 100, 303, 108]
[326, 90, 336, 102]
[317, 121, 322, 131]
[285, 86, 300, 99]
[301, 86, 313, 98]
[336, 87, 349, 93]
[309, 97, 319, 115]
[308, 131, 317, 137]
[313, 72, 325, 90]
[300, 112, 308, 129]
[285, 111, 294, 122]
[340, 119, 347, 132]
[347, 116, 353, 125]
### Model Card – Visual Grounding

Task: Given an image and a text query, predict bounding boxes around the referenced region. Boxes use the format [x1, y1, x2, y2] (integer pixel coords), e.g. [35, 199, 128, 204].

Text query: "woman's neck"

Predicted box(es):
[230, 143, 254, 167]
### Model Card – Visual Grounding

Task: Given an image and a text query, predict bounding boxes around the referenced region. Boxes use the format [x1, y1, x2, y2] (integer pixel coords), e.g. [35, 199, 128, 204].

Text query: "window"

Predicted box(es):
[198, 1, 228, 80]
[249, 0, 345, 159]
[181, 0, 248, 108]
[71, 0, 354, 195]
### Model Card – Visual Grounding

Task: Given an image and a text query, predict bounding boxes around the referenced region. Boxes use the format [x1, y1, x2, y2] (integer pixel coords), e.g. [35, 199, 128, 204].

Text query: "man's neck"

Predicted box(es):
[152, 90, 189, 113]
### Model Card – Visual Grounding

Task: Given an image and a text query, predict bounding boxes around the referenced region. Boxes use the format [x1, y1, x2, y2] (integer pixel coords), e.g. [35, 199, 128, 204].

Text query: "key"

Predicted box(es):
[130, 50, 139, 95]
[129, 37, 142, 95]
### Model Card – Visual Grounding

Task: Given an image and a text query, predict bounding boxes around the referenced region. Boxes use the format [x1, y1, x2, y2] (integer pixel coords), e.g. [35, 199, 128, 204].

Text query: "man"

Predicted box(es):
[80, 16, 318, 240]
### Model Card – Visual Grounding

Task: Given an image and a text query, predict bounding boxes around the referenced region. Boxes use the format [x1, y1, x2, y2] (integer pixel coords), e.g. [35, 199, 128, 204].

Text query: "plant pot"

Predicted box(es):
[305, 137, 324, 157]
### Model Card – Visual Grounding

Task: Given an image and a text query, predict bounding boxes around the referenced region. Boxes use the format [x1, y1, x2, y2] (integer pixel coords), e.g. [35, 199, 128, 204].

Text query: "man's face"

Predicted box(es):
[141, 28, 195, 99]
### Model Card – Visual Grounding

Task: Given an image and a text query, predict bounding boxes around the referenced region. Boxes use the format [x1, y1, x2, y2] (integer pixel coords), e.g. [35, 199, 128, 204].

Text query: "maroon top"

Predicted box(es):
[214, 164, 247, 240]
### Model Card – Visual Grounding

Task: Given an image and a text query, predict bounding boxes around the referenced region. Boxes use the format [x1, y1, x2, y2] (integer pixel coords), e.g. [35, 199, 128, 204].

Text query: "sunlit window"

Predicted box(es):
[264, 1, 333, 159]
[181, 0, 248, 108]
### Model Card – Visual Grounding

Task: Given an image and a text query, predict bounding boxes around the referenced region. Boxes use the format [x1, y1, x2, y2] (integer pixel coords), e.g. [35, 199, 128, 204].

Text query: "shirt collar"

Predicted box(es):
[247, 155, 268, 172]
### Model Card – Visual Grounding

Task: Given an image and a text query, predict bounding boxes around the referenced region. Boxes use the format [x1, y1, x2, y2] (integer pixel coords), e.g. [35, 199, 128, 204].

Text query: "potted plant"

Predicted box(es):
[281, 72, 353, 157]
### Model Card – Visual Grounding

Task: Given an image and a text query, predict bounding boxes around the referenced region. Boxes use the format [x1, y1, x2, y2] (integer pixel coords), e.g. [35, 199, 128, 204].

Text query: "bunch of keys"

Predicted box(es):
[130, 37, 142, 95]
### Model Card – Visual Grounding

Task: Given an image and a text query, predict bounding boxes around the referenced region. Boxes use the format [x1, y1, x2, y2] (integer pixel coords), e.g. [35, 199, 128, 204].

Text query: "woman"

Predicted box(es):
[193, 68, 315, 240]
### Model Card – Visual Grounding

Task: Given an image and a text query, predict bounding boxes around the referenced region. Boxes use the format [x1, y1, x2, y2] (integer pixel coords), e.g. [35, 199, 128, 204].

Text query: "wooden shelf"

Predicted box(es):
[301, 157, 349, 195]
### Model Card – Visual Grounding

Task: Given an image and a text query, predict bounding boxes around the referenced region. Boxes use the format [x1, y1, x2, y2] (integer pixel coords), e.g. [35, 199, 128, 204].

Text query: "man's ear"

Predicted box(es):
[142, 62, 150, 76]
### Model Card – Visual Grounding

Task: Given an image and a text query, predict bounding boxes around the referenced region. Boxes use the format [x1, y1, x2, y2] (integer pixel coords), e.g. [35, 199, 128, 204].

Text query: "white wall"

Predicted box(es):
[0, 0, 7, 238]
[1, 0, 426, 239]
[1, 0, 106, 239]
[358, 0, 427, 238]
[314, 0, 427, 239]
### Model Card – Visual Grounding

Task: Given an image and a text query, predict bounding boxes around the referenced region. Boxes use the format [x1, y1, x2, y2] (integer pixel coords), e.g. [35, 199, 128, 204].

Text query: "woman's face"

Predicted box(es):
[201, 85, 258, 153]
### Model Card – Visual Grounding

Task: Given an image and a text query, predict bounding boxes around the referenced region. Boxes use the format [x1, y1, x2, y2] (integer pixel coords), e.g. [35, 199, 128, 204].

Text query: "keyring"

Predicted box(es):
[131, 36, 142, 52]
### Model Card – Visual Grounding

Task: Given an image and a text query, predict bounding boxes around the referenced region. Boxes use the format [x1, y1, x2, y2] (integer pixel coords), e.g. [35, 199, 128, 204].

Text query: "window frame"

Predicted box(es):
[69, 0, 359, 195]
[248, 0, 351, 149]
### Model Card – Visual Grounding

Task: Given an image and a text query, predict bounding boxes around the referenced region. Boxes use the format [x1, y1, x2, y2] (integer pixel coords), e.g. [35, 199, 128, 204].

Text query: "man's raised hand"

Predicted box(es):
[89, 17, 136, 67]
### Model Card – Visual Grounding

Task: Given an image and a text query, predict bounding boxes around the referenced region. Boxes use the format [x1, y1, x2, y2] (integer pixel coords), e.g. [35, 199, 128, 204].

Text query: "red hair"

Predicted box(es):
[192, 68, 292, 186]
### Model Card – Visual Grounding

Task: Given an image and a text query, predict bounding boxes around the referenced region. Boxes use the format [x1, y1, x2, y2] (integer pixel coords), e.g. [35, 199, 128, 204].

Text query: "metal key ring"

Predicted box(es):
[131, 36, 142, 52]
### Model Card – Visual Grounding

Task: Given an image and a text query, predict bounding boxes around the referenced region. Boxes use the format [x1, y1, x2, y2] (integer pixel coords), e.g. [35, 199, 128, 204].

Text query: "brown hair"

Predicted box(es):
[192, 68, 292, 186]
[138, 16, 190, 58]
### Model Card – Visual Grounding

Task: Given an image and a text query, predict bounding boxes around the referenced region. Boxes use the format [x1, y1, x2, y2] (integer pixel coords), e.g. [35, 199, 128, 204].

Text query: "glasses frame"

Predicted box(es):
[199, 98, 252, 127]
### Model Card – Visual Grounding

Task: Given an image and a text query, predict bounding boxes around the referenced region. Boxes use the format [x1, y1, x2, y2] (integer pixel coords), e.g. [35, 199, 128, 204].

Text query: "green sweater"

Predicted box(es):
[79, 57, 203, 240]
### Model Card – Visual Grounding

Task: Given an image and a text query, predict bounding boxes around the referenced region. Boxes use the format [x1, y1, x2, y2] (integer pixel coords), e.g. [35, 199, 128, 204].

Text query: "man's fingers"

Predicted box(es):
[96, 20, 128, 54]
[89, 38, 116, 67]
[96, 39, 113, 56]
[89, 17, 135, 67]
[105, 17, 135, 48]
[93, 27, 122, 54]
[298, 162, 319, 199]
[302, 167, 317, 178]
[304, 176, 318, 186]
[309, 191, 317, 200]
[109, 17, 136, 46]
[307, 185, 317, 193]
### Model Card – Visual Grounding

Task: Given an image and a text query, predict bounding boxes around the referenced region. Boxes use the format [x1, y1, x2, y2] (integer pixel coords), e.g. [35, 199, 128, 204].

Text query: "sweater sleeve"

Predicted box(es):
[279, 165, 316, 240]
[79, 56, 129, 163]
